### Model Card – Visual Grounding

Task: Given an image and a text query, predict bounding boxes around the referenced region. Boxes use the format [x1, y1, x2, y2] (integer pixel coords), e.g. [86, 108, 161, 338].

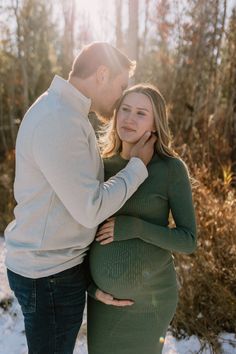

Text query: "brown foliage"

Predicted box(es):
[0, 150, 15, 234]
[171, 160, 236, 352]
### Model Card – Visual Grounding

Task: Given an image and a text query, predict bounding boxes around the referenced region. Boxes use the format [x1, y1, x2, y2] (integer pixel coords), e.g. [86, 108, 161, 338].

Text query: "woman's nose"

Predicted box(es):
[124, 111, 135, 122]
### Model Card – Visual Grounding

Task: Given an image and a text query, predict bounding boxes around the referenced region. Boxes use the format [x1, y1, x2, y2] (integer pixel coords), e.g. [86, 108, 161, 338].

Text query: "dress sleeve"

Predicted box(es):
[113, 159, 197, 254]
[87, 281, 99, 300]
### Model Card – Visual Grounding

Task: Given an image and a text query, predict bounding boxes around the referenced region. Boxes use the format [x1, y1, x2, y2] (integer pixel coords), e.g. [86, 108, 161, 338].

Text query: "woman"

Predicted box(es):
[87, 83, 197, 354]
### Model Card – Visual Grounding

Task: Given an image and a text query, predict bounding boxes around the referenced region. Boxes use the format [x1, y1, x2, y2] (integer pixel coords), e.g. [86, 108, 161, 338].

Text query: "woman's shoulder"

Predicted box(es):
[166, 155, 187, 168]
[151, 154, 189, 176]
[151, 153, 185, 167]
[165, 156, 190, 180]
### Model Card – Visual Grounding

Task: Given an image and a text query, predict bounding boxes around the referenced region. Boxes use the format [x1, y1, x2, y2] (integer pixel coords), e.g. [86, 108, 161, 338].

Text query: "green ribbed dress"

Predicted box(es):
[87, 153, 197, 354]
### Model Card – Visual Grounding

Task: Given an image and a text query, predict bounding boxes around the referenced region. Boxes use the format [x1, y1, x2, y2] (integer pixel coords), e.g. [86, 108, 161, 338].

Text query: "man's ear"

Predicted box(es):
[96, 65, 110, 85]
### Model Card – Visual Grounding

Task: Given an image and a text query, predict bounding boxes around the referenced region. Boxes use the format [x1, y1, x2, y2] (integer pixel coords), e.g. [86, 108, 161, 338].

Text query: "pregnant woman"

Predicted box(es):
[87, 83, 197, 354]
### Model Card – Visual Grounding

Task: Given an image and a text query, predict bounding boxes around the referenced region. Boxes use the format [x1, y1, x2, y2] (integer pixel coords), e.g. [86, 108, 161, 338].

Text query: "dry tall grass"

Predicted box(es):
[0, 150, 15, 234]
[171, 159, 236, 353]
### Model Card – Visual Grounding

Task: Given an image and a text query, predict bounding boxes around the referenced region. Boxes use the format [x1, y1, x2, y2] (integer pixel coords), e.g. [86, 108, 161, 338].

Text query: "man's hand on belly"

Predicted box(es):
[95, 289, 134, 307]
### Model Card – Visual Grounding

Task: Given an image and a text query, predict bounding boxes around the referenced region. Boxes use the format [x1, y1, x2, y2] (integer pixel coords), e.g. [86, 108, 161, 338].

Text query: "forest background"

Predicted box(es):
[0, 0, 236, 352]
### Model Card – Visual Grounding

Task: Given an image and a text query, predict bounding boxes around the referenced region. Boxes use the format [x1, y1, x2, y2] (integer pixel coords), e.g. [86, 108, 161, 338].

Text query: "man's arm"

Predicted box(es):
[32, 116, 155, 228]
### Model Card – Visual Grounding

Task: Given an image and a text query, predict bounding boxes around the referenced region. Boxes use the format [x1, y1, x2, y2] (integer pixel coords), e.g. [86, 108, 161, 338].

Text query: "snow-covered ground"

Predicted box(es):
[1, 237, 235, 354]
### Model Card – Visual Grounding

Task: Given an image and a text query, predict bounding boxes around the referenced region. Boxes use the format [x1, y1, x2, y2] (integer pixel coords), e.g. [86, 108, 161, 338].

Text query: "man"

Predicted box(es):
[5, 42, 156, 353]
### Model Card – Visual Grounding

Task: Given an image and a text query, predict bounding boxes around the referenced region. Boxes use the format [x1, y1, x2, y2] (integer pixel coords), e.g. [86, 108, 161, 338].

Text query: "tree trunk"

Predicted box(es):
[141, 0, 150, 56]
[115, 0, 124, 50]
[13, 0, 29, 112]
[231, 68, 236, 186]
[61, 0, 75, 77]
[127, 0, 139, 60]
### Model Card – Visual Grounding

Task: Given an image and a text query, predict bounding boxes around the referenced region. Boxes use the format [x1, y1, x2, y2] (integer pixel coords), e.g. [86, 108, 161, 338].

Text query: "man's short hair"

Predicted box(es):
[69, 42, 136, 79]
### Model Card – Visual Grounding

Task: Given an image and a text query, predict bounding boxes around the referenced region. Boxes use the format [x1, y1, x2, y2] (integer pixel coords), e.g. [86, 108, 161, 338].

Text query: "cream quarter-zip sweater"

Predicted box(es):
[4, 76, 148, 278]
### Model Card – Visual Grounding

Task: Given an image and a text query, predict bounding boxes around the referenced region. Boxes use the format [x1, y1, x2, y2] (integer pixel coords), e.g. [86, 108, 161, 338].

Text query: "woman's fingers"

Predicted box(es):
[95, 289, 113, 302]
[96, 234, 113, 243]
[96, 227, 113, 236]
[96, 234, 110, 241]
[100, 218, 115, 228]
[111, 299, 134, 307]
[100, 237, 113, 245]
[98, 220, 114, 232]
[96, 218, 115, 243]
[96, 289, 134, 307]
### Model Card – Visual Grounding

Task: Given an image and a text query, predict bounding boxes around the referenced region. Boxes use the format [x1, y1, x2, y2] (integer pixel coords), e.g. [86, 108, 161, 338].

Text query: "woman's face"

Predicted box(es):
[116, 92, 156, 144]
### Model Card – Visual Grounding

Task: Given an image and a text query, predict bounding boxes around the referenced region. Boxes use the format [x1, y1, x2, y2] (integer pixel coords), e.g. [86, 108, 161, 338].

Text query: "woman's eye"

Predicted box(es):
[122, 107, 129, 112]
[137, 111, 145, 116]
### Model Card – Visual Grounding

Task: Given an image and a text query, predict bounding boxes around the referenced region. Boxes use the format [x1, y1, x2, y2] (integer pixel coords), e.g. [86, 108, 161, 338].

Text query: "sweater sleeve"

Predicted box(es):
[32, 115, 148, 229]
[113, 159, 197, 254]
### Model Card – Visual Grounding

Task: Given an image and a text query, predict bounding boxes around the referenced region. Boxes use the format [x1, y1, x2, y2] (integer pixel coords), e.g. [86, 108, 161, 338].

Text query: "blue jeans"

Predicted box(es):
[7, 262, 88, 354]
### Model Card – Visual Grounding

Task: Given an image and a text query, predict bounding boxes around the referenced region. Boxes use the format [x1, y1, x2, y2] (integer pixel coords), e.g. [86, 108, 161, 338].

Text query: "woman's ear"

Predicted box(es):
[152, 130, 158, 137]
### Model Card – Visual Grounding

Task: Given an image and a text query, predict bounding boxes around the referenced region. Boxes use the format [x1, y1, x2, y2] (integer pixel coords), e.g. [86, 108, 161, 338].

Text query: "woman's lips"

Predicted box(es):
[122, 127, 136, 132]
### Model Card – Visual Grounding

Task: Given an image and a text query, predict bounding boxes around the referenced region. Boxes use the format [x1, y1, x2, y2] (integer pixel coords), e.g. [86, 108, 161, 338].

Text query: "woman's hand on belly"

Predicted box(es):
[95, 288, 134, 307]
[96, 217, 115, 245]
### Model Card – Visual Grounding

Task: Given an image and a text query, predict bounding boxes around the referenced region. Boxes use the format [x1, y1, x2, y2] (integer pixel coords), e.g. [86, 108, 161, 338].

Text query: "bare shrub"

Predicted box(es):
[0, 150, 15, 234]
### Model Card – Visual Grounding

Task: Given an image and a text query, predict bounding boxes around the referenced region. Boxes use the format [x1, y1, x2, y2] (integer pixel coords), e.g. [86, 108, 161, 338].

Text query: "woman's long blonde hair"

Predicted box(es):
[99, 83, 178, 159]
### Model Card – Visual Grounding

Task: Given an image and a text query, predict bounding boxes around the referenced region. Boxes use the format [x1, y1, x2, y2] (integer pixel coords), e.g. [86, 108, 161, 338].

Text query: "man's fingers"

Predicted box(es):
[146, 134, 157, 146]
[136, 131, 152, 147]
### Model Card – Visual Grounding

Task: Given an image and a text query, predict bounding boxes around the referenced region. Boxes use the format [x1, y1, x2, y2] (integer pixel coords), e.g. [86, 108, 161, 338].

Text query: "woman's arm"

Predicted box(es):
[97, 159, 197, 254]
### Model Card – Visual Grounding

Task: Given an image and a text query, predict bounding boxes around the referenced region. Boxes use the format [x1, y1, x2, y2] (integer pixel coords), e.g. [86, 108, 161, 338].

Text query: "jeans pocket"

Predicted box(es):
[52, 263, 86, 287]
[7, 269, 36, 314]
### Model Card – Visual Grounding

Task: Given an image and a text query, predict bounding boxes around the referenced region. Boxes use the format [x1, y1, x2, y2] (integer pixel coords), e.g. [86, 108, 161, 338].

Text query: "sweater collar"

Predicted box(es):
[49, 75, 91, 116]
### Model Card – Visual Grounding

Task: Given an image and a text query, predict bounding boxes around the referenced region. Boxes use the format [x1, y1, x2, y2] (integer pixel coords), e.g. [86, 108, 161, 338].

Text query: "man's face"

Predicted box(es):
[96, 69, 129, 121]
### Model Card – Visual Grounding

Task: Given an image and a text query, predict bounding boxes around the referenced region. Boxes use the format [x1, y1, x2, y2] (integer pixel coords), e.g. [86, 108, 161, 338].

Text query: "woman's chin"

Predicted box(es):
[120, 136, 141, 144]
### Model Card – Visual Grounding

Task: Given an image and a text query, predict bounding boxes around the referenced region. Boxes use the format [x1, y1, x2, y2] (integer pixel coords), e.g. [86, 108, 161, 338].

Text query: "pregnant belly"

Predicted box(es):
[89, 238, 176, 299]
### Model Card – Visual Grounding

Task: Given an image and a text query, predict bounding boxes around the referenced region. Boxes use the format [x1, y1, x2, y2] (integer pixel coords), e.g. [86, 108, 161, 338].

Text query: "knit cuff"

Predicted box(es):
[114, 215, 141, 241]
